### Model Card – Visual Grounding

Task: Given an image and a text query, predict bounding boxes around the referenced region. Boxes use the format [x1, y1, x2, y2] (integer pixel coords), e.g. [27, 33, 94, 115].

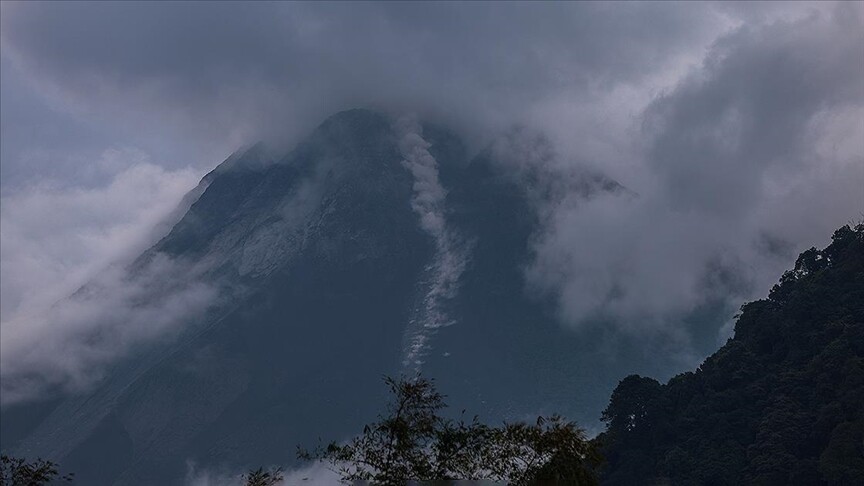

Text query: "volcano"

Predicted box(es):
[1, 109, 722, 485]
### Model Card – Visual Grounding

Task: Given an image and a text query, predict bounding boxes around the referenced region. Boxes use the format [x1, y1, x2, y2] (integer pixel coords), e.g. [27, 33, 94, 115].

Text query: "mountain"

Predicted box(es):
[597, 224, 864, 485]
[1, 109, 727, 485]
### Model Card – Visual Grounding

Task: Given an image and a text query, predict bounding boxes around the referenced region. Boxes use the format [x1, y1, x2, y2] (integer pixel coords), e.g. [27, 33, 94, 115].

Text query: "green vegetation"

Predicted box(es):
[241, 466, 284, 486]
[0, 455, 72, 485]
[297, 376, 601, 485]
[597, 224, 864, 485]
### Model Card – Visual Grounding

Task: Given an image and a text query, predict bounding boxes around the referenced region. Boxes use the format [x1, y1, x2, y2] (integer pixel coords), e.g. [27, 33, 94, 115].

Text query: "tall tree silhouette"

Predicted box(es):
[299, 376, 601, 485]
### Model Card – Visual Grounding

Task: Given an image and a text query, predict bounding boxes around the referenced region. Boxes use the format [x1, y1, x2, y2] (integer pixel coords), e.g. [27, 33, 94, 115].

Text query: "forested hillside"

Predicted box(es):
[598, 224, 864, 485]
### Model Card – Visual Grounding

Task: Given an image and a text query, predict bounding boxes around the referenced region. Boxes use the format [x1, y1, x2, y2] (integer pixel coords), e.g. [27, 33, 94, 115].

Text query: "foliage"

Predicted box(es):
[485, 415, 602, 485]
[0, 455, 72, 486]
[597, 224, 864, 485]
[298, 376, 601, 485]
[242, 466, 283, 486]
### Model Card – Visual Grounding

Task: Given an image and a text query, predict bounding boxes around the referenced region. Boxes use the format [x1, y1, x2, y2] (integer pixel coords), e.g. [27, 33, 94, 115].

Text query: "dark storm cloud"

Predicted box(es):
[3, 2, 704, 83]
[0, 1, 728, 150]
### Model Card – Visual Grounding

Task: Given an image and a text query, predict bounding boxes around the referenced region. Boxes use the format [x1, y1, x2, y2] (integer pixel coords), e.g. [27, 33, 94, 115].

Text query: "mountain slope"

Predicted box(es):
[1, 109, 726, 485]
[598, 224, 864, 485]
[9, 110, 439, 484]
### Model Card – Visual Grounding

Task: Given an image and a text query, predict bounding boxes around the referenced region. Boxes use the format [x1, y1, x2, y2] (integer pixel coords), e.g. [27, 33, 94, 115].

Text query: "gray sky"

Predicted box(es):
[1, 1, 862, 403]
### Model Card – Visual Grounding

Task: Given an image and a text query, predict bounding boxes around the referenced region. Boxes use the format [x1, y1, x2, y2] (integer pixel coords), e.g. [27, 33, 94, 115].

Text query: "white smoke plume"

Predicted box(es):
[394, 116, 470, 368]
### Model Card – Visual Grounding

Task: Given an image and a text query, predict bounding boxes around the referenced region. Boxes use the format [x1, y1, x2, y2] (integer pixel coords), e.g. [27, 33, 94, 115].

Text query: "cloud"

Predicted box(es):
[524, 4, 864, 333]
[0, 2, 739, 156]
[0, 150, 211, 404]
[0, 149, 203, 320]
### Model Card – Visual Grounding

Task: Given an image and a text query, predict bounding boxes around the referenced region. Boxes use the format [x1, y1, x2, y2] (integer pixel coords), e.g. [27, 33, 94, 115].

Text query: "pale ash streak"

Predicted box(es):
[395, 115, 469, 369]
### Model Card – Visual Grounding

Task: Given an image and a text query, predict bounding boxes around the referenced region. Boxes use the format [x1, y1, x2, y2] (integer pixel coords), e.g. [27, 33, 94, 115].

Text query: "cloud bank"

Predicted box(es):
[0, 151, 211, 404]
[526, 4, 863, 335]
[0, 1, 738, 156]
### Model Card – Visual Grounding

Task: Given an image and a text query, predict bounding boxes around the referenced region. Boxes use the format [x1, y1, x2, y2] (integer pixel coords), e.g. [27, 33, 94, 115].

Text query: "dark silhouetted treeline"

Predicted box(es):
[597, 224, 864, 485]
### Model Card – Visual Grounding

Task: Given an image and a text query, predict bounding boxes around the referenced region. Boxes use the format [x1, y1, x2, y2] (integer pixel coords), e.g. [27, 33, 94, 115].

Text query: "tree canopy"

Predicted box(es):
[0, 455, 72, 486]
[241, 466, 284, 486]
[298, 376, 601, 485]
[597, 224, 864, 485]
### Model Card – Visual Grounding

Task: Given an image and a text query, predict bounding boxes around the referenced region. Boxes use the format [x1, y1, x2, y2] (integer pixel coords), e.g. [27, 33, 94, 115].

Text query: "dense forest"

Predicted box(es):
[597, 224, 864, 485]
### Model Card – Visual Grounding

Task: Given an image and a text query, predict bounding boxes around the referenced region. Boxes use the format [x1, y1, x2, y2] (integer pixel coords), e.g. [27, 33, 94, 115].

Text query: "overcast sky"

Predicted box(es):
[1, 1, 862, 403]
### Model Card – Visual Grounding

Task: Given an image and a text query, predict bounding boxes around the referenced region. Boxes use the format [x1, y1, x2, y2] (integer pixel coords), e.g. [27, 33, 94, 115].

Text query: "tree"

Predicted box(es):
[0, 455, 73, 486]
[298, 376, 601, 485]
[601, 375, 661, 437]
[486, 415, 602, 485]
[242, 466, 283, 486]
[597, 224, 864, 485]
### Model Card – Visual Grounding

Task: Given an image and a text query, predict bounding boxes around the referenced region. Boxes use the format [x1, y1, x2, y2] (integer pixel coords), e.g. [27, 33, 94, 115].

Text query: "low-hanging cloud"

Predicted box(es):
[0, 150, 203, 319]
[526, 5, 864, 335]
[1, 254, 217, 405]
[0, 1, 740, 156]
[0, 150, 213, 404]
